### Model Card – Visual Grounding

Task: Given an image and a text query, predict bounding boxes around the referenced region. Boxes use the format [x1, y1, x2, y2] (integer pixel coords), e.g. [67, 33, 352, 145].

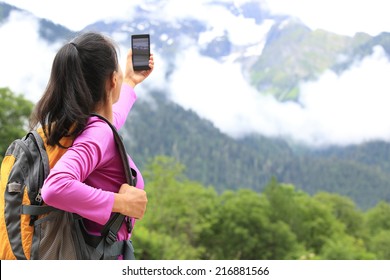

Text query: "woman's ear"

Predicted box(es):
[111, 71, 118, 89]
[106, 71, 118, 97]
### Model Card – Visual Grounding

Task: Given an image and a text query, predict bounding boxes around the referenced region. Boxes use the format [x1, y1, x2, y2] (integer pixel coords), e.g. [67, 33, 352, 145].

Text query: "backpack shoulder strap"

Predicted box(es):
[30, 130, 50, 185]
[90, 113, 136, 186]
[89, 113, 135, 239]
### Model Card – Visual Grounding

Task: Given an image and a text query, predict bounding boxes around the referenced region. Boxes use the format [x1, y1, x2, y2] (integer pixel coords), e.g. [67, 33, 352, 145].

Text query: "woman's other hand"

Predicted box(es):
[113, 183, 148, 219]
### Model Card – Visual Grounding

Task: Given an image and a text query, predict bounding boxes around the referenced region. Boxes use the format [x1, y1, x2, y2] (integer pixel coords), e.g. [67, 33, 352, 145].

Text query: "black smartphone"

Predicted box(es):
[131, 34, 150, 71]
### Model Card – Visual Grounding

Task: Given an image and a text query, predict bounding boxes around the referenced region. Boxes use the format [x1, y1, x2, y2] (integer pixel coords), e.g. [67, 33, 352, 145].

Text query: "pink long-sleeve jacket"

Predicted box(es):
[41, 83, 144, 241]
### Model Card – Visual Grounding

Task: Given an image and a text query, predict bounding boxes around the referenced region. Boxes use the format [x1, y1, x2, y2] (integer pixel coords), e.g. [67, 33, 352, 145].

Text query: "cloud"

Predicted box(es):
[5, 0, 390, 37]
[2, 0, 144, 31]
[167, 45, 390, 147]
[162, 0, 270, 47]
[0, 10, 59, 102]
[296, 46, 390, 146]
[3, 0, 260, 32]
[267, 0, 390, 36]
[167, 47, 265, 136]
[166, 46, 303, 139]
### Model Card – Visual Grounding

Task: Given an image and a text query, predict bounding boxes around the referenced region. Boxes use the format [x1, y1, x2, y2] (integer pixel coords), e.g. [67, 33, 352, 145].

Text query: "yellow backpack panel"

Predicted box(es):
[0, 128, 70, 260]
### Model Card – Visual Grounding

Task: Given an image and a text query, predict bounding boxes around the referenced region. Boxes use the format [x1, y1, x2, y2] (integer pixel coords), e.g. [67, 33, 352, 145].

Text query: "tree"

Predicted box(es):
[264, 178, 345, 255]
[368, 230, 390, 259]
[0, 87, 33, 160]
[365, 201, 390, 233]
[314, 192, 365, 238]
[203, 189, 304, 259]
[132, 156, 219, 259]
[364, 201, 390, 259]
[131, 158, 385, 260]
[320, 234, 375, 260]
[313, 192, 373, 259]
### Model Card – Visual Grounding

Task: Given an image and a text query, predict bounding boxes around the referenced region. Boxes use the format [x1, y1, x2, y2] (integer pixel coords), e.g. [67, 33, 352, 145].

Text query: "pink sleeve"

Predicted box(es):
[41, 123, 115, 225]
[112, 83, 137, 130]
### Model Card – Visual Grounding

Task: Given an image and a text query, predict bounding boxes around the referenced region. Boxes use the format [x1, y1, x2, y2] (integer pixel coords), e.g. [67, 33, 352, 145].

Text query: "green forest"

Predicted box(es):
[133, 156, 390, 260]
[1, 87, 390, 259]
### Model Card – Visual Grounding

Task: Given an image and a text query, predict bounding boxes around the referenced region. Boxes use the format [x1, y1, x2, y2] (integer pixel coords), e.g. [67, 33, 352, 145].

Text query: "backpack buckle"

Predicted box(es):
[35, 188, 43, 203]
[126, 218, 133, 233]
[35, 193, 43, 203]
[105, 230, 117, 245]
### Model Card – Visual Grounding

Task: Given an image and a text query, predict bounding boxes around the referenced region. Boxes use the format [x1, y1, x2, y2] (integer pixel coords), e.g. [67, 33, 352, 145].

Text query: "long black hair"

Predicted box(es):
[30, 32, 119, 146]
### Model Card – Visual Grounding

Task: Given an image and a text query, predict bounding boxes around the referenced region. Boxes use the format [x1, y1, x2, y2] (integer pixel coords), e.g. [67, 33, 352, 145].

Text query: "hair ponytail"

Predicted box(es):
[30, 32, 118, 146]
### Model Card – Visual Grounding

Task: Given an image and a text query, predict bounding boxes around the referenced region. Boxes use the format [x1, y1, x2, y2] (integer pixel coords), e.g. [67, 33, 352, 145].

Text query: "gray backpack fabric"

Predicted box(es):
[31, 210, 135, 260]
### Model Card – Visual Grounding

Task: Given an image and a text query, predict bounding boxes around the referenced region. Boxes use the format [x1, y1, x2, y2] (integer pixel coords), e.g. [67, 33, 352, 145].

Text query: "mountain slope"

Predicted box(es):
[123, 91, 390, 210]
[0, 1, 14, 22]
[249, 19, 376, 100]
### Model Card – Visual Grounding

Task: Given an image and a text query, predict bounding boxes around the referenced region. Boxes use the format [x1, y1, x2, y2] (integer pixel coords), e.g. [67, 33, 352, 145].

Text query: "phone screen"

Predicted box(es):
[132, 34, 150, 71]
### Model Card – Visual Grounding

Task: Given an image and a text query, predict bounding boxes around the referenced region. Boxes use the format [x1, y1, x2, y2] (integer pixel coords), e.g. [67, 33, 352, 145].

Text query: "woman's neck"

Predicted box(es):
[94, 101, 113, 123]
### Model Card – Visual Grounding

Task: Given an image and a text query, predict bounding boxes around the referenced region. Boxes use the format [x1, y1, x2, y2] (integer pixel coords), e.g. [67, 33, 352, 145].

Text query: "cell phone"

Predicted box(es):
[131, 34, 151, 71]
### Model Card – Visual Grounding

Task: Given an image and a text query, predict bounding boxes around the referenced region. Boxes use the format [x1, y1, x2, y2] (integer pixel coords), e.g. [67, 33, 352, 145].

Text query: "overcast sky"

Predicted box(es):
[2, 0, 390, 36]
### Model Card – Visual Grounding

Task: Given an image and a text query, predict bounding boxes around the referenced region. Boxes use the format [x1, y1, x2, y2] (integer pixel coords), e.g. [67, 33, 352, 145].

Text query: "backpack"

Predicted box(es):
[0, 114, 136, 260]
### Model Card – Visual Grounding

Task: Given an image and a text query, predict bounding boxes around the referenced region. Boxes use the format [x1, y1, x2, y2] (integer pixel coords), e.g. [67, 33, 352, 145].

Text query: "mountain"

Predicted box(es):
[2, 0, 388, 102]
[2, 0, 390, 209]
[81, 1, 390, 102]
[123, 90, 390, 210]
[0, 1, 13, 21]
[0, 2, 75, 42]
[251, 20, 390, 101]
[250, 20, 374, 100]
